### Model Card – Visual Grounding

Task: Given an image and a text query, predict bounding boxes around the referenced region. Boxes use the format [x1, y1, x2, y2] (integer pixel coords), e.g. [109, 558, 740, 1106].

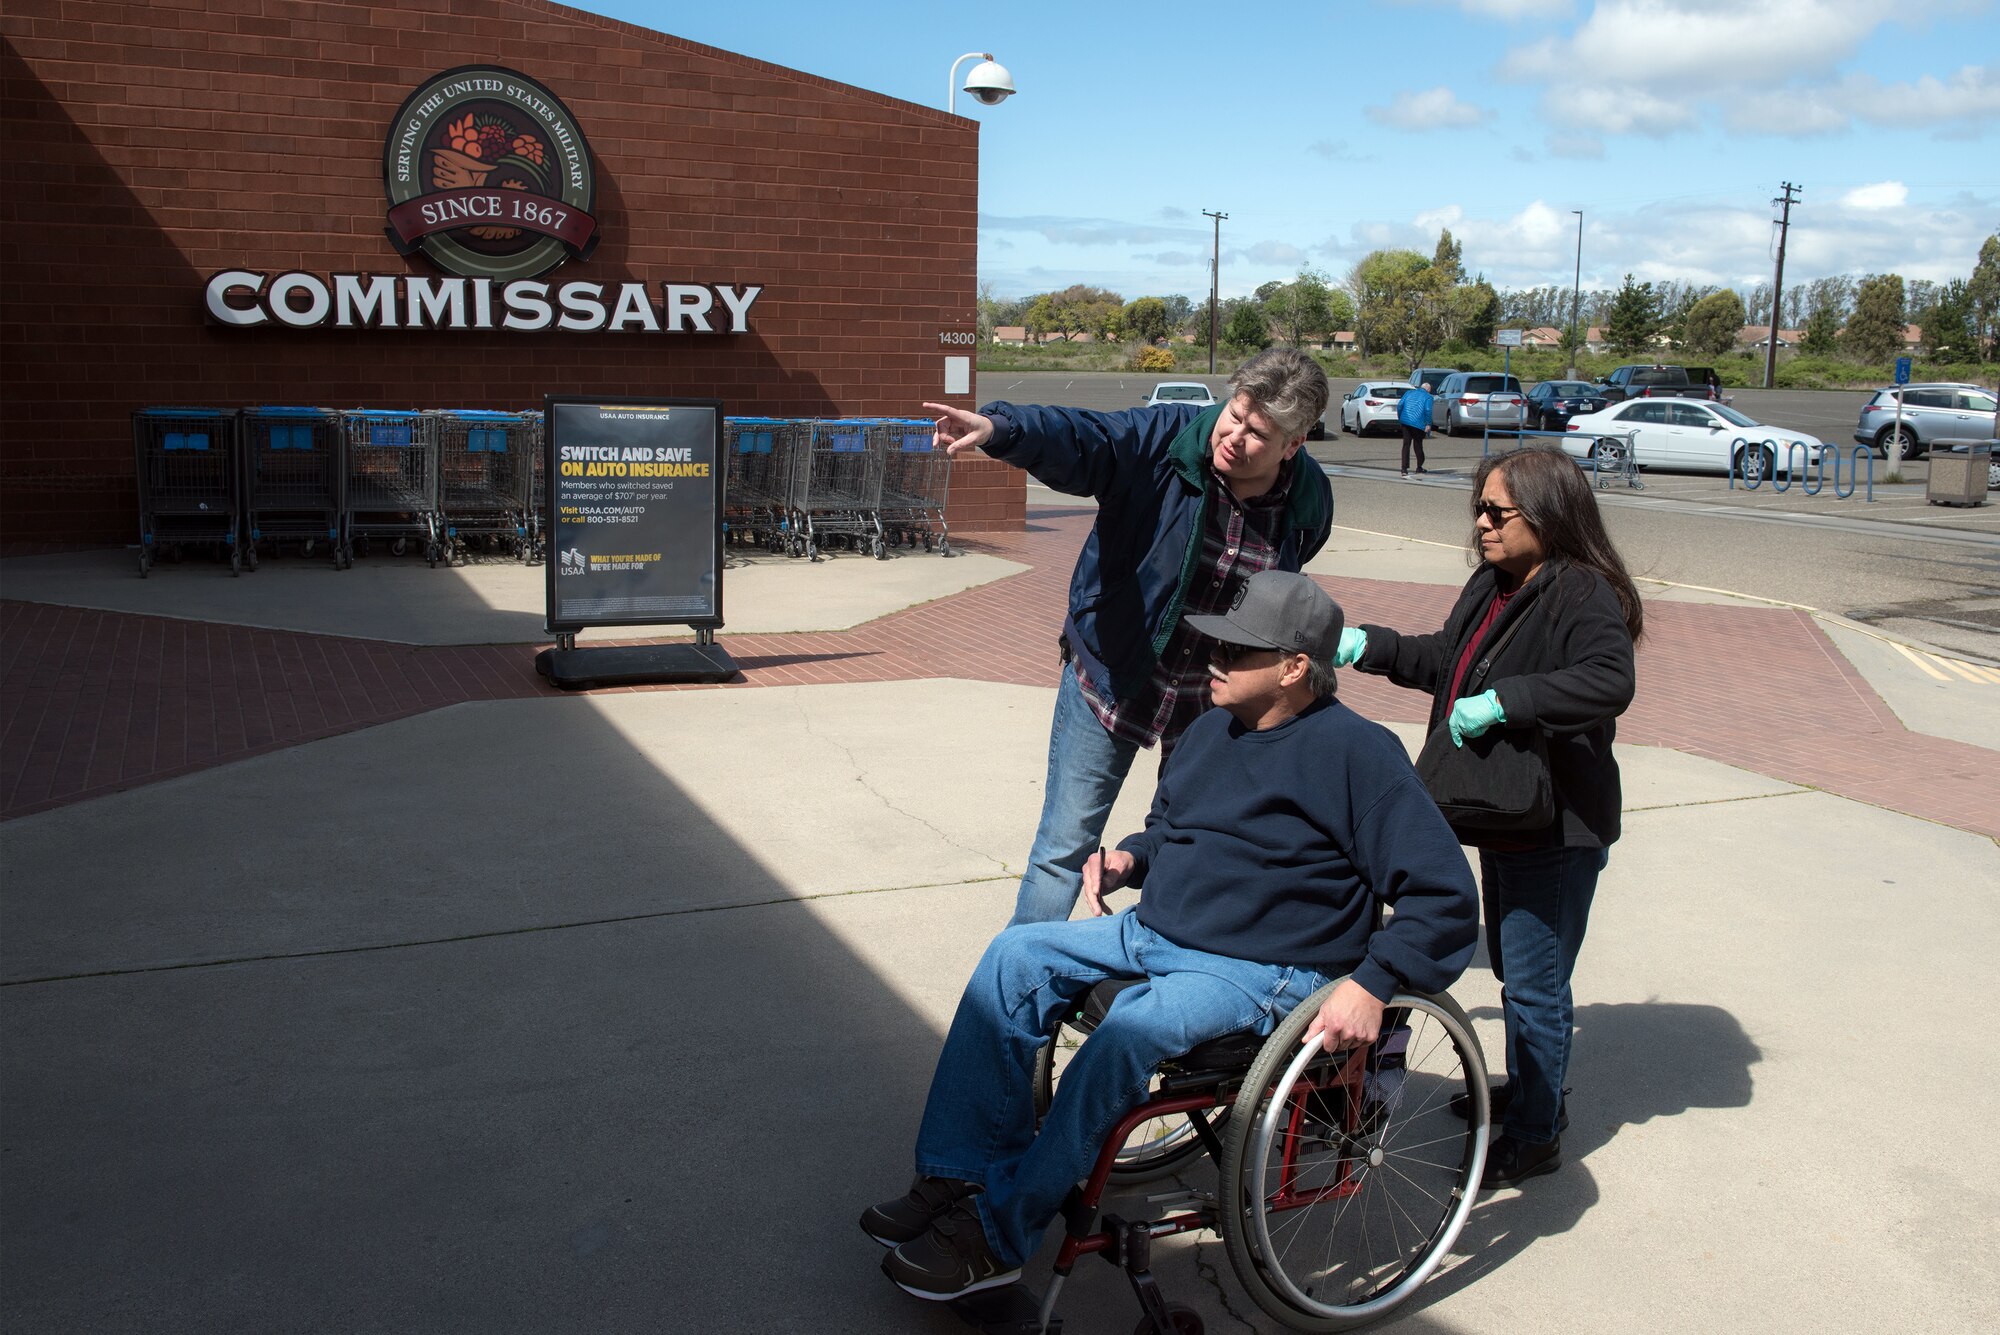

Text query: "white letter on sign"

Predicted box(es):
[715, 284, 762, 333]
[206, 270, 268, 326]
[663, 284, 714, 333]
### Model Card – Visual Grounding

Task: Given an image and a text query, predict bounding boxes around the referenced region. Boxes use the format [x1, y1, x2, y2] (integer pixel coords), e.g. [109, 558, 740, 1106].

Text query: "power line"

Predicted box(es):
[1763, 182, 1800, 390]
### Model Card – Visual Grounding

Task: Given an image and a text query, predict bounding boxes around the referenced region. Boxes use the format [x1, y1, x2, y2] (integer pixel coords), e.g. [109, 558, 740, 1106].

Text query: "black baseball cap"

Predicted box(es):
[1183, 570, 1344, 660]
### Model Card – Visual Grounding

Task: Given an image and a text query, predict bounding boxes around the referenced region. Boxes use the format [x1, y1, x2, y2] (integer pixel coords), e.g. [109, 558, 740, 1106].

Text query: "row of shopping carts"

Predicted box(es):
[132, 408, 954, 577]
[724, 417, 953, 561]
[131, 407, 541, 576]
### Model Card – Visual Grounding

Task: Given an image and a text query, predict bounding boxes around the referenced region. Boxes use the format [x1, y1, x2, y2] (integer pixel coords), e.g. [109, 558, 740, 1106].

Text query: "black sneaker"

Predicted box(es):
[1481, 1133, 1561, 1189]
[1450, 1083, 1568, 1133]
[881, 1200, 1023, 1301]
[860, 1175, 978, 1248]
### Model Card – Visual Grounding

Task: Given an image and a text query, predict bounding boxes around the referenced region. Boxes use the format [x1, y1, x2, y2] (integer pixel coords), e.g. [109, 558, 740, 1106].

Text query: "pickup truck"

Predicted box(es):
[1596, 364, 1722, 404]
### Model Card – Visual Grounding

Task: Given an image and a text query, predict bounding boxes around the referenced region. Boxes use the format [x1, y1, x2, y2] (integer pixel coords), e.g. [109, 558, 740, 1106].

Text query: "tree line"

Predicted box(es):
[981, 231, 2000, 367]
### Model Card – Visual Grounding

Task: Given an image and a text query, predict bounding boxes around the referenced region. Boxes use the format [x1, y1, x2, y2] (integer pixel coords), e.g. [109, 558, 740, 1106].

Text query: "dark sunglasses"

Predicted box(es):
[1211, 640, 1282, 666]
[1473, 501, 1522, 527]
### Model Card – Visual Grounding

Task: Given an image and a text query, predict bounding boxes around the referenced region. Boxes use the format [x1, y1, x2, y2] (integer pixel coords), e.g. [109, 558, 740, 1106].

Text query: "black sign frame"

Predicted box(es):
[543, 394, 725, 636]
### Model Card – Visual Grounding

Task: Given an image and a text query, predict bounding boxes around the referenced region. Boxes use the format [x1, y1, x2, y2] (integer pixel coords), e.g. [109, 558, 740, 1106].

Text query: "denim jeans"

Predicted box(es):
[913, 911, 1329, 1266]
[1010, 669, 1143, 925]
[1479, 844, 1607, 1144]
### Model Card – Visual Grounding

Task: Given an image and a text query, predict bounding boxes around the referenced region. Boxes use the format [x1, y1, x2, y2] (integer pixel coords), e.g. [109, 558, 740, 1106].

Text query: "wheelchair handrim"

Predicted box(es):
[1246, 996, 1488, 1322]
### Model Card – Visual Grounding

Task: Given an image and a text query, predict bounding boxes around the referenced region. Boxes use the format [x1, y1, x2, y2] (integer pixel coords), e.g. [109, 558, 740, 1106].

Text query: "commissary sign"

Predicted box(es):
[201, 65, 762, 335]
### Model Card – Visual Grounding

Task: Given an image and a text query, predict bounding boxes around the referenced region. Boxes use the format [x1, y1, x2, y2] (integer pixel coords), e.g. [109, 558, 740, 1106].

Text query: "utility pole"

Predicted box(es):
[1763, 182, 1800, 389]
[1568, 209, 1583, 379]
[1203, 209, 1227, 375]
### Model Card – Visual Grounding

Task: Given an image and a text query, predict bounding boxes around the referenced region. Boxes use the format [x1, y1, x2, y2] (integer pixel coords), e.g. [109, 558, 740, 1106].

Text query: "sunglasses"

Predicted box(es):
[1211, 641, 1283, 666]
[1473, 501, 1522, 527]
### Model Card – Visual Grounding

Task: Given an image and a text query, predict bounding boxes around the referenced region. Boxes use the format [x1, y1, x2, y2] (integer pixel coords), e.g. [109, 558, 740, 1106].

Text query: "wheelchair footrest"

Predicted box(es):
[948, 1282, 1062, 1335]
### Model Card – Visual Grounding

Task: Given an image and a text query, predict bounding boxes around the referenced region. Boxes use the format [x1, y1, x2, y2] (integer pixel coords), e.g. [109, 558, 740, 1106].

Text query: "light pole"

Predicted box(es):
[947, 52, 1015, 114]
[1203, 209, 1227, 374]
[1568, 209, 1584, 379]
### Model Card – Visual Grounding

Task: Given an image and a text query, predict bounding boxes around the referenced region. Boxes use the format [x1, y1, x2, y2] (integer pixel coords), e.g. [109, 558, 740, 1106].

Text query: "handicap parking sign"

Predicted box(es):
[1895, 356, 1912, 385]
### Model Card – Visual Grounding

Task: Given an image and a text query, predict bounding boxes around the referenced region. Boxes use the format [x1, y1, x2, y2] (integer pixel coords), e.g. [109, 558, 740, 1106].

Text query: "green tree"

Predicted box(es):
[1349, 248, 1450, 367]
[1604, 275, 1661, 356]
[1224, 300, 1271, 350]
[1966, 233, 2000, 360]
[1325, 287, 1356, 335]
[1842, 273, 1905, 362]
[1431, 229, 1465, 287]
[1455, 279, 1500, 349]
[1160, 294, 1195, 332]
[1917, 279, 1974, 358]
[1264, 267, 1335, 348]
[1122, 296, 1171, 344]
[1799, 302, 1841, 355]
[1683, 289, 1747, 357]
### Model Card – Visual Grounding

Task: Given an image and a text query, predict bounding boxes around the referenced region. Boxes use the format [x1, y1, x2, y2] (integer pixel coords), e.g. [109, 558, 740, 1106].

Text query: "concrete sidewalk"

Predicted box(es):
[3, 513, 1997, 1333]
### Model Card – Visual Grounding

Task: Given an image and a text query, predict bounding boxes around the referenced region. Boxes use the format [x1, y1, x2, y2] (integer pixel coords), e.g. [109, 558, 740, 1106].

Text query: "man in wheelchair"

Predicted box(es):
[864, 571, 1479, 1303]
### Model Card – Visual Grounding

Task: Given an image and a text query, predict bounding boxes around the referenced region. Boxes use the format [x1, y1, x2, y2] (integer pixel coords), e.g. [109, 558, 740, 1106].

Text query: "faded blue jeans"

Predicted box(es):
[913, 911, 1329, 1266]
[1010, 669, 1142, 925]
[1480, 845, 1607, 1145]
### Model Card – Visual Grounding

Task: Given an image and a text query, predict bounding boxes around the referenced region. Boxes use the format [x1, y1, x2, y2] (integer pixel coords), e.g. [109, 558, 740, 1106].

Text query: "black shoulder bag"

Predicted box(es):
[1413, 593, 1555, 836]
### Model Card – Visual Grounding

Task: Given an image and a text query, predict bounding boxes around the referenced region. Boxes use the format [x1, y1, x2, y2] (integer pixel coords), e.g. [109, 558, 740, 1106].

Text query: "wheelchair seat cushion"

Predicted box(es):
[1072, 977, 1271, 1075]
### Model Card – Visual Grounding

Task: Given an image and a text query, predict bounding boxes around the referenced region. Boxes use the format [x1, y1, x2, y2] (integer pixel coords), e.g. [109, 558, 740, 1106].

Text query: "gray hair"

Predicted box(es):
[1229, 347, 1330, 440]
[1301, 653, 1338, 699]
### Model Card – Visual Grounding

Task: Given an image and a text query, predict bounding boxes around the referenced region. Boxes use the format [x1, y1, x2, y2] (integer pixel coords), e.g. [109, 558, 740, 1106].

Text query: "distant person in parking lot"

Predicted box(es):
[1399, 382, 1433, 478]
[1704, 369, 1722, 396]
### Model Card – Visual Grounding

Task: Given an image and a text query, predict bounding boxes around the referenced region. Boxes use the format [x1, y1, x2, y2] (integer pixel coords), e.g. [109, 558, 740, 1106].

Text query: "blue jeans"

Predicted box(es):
[913, 912, 1329, 1266]
[1010, 669, 1142, 925]
[1480, 845, 1606, 1144]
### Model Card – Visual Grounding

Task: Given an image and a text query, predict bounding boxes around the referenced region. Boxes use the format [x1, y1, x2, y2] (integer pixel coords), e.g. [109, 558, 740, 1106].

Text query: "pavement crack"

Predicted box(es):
[1626, 788, 1815, 813]
[787, 692, 1013, 877]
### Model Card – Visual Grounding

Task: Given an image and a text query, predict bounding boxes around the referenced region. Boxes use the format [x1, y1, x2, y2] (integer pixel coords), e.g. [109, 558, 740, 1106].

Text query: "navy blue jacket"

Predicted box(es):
[1118, 696, 1477, 1001]
[981, 402, 1334, 706]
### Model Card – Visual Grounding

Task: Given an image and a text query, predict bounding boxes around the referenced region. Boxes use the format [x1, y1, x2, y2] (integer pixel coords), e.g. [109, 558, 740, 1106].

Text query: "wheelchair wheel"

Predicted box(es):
[1033, 1013, 1213, 1184]
[1219, 986, 1488, 1331]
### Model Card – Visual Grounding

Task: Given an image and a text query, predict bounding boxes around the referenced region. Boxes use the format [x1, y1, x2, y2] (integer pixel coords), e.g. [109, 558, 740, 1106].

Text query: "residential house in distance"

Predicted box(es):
[991, 326, 1028, 346]
[1738, 325, 1805, 351]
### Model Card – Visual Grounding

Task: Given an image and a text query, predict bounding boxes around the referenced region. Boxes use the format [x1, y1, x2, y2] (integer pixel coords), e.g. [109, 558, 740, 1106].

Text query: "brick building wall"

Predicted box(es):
[0, 0, 1023, 546]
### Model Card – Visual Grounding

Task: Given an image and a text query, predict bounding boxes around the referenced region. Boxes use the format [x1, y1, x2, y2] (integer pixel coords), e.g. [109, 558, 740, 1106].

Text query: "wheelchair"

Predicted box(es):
[954, 977, 1490, 1335]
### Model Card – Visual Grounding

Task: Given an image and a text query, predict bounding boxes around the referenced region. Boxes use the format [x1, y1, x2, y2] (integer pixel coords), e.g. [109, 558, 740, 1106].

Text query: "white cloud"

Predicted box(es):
[1722, 64, 2000, 134]
[1842, 181, 1910, 209]
[1308, 138, 1364, 160]
[1546, 132, 1606, 159]
[1242, 240, 1307, 265]
[1541, 84, 1698, 135]
[1503, 0, 1904, 91]
[1364, 87, 1493, 130]
[1400, 0, 1576, 17]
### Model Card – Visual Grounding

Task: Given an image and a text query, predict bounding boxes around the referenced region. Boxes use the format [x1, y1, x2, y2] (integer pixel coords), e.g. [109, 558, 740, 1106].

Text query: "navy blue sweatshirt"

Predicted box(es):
[1119, 696, 1478, 1002]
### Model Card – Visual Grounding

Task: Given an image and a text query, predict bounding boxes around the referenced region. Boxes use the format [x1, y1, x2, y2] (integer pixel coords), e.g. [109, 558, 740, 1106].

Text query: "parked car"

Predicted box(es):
[1524, 380, 1608, 432]
[1339, 381, 1412, 436]
[1431, 372, 1525, 436]
[1561, 399, 1827, 477]
[1596, 364, 1721, 404]
[1144, 381, 1219, 409]
[1851, 383, 1998, 459]
[1409, 367, 1453, 392]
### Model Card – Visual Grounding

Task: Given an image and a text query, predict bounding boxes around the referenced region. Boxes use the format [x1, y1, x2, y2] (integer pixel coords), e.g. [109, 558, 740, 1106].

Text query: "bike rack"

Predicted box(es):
[1729, 437, 1872, 501]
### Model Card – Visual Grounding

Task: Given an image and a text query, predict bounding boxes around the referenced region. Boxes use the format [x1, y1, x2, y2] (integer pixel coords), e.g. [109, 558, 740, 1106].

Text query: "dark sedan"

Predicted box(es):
[1525, 380, 1609, 432]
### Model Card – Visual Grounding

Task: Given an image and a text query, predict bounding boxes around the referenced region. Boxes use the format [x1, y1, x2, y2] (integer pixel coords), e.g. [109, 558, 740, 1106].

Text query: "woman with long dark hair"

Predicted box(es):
[1336, 445, 1639, 1188]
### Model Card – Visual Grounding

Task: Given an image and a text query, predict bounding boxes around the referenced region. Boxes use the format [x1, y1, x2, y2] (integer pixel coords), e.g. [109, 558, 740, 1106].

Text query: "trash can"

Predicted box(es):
[1926, 440, 1992, 507]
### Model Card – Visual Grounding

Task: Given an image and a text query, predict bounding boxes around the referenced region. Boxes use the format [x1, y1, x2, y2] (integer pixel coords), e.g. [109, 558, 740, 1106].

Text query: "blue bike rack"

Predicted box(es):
[1730, 437, 1872, 500]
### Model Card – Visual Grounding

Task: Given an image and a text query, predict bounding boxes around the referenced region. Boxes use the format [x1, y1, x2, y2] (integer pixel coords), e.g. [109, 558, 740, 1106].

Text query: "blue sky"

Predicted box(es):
[575, 0, 1998, 303]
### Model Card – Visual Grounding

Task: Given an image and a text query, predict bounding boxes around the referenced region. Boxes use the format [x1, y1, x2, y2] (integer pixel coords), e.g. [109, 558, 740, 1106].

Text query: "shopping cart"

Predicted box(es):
[872, 418, 953, 556]
[431, 409, 532, 563]
[724, 417, 811, 555]
[795, 418, 885, 560]
[522, 410, 546, 565]
[341, 409, 441, 566]
[131, 407, 242, 577]
[239, 406, 343, 570]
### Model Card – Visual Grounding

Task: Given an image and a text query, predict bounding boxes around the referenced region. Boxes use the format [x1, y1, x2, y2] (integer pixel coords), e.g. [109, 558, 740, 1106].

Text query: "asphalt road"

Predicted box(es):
[975, 370, 2000, 659]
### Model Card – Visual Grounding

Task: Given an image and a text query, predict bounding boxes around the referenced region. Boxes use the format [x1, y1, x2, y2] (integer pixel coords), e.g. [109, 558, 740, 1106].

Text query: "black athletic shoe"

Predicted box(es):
[1450, 1083, 1569, 1133]
[1481, 1133, 1562, 1189]
[860, 1175, 979, 1248]
[881, 1200, 1023, 1301]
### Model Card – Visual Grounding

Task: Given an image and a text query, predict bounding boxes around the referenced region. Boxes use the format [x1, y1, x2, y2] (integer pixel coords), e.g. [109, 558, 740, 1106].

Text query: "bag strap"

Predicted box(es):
[1464, 569, 1560, 695]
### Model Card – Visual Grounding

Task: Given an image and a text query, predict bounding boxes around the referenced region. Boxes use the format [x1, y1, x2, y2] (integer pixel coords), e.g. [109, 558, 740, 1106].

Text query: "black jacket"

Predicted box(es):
[1355, 559, 1636, 848]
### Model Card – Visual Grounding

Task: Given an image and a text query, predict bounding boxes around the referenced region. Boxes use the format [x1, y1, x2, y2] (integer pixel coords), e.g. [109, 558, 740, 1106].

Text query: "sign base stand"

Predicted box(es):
[535, 640, 739, 690]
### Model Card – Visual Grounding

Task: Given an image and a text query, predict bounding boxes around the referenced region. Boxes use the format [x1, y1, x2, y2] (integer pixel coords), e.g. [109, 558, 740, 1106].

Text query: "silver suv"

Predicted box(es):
[1431, 373, 1525, 435]
[1852, 383, 1997, 459]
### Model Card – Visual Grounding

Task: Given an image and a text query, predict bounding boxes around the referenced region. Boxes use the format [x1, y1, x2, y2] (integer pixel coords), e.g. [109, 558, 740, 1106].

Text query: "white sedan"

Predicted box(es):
[1560, 399, 1828, 477]
[1143, 381, 1219, 409]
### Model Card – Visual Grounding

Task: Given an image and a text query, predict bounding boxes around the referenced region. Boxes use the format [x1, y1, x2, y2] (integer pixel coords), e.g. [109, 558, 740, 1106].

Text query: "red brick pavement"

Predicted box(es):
[3, 512, 1993, 839]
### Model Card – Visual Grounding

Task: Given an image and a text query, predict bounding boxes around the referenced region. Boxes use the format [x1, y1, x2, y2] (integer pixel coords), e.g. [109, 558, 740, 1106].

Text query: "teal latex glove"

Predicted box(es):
[1448, 690, 1506, 747]
[1335, 627, 1368, 668]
